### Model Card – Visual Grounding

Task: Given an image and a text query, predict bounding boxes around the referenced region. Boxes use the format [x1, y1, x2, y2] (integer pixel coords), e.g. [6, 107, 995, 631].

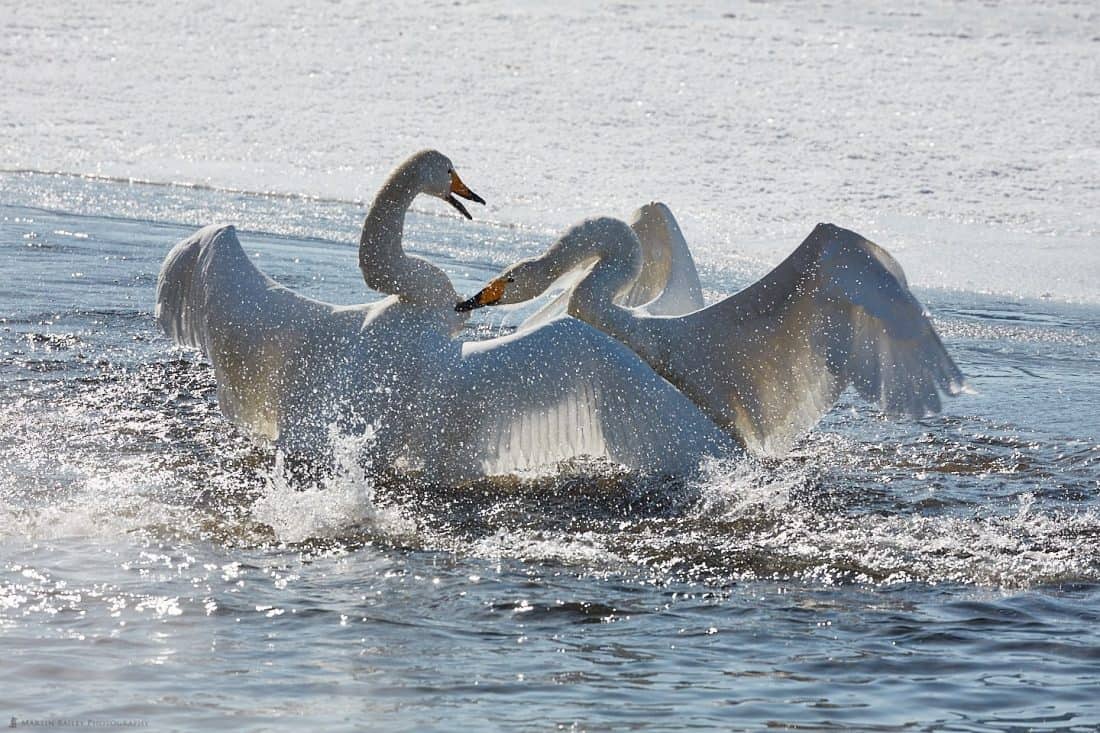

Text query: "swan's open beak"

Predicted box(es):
[446, 171, 486, 220]
[455, 277, 512, 312]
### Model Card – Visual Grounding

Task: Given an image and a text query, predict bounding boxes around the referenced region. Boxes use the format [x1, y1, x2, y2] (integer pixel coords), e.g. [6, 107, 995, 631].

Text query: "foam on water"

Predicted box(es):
[684, 452, 1100, 588]
[0, 470, 186, 544]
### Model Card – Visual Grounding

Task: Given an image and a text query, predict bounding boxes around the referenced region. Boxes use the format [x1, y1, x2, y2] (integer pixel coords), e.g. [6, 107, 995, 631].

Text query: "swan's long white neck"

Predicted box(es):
[524, 218, 643, 342]
[359, 161, 457, 305]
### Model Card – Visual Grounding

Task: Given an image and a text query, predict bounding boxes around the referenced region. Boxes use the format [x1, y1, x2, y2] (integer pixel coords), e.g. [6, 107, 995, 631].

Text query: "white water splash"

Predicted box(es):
[251, 424, 414, 544]
[691, 454, 815, 519]
[686, 453, 1100, 588]
[0, 464, 191, 543]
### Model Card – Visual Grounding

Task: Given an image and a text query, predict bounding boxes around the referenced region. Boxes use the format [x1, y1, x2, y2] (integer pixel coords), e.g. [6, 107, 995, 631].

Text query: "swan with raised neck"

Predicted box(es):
[359, 149, 484, 306]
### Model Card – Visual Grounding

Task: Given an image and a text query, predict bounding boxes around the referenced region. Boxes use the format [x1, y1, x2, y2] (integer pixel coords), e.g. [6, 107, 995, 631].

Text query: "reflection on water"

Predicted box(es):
[1, 180, 1099, 730]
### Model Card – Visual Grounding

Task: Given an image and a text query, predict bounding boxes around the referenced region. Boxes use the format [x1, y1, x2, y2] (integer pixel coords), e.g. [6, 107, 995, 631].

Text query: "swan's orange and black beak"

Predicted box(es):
[446, 170, 486, 220]
[455, 276, 512, 312]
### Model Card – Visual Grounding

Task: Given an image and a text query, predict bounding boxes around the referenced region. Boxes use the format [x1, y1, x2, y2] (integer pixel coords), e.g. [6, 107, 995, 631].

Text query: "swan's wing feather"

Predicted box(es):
[156, 224, 333, 351]
[626, 203, 706, 315]
[444, 318, 732, 477]
[155, 224, 341, 440]
[665, 223, 964, 455]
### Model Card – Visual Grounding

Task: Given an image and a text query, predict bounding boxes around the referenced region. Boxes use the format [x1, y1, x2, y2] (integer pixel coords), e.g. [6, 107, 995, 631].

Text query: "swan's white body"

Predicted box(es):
[521, 202, 705, 330]
[466, 216, 966, 456]
[156, 154, 732, 479]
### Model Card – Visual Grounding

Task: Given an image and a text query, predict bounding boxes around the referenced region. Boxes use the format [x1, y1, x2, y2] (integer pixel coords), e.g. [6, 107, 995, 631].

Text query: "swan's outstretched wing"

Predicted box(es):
[155, 224, 366, 443]
[521, 203, 705, 330]
[435, 318, 734, 478]
[647, 223, 965, 456]
[622, 202, 706, 315]
[157, 225, 330, 352]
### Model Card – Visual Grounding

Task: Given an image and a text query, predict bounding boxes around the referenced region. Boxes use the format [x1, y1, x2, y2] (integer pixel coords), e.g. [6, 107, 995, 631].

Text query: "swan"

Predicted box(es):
[156, 151, 733, 479]
[519, 202, 705, 330]
[458, 216, 967, 456]
[156, 150, 485, 458]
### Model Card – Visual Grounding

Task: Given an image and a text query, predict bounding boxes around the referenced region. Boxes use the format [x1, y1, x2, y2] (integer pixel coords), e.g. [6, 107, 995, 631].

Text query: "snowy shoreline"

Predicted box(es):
[4, 1, 1098, 299]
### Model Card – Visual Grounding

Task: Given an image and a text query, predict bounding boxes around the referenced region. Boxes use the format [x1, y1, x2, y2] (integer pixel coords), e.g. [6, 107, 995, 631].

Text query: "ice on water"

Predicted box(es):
[2, 0, 1097, 303]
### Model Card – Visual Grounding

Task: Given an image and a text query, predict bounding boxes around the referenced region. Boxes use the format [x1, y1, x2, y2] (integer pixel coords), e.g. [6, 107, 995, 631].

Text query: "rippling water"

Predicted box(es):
[1, 171, 1098, 731]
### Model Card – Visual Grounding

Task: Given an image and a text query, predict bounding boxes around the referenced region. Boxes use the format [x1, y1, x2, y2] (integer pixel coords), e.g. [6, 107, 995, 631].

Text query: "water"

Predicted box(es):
[1, 169, 1098, 731]
[4, 0, 1100, 729]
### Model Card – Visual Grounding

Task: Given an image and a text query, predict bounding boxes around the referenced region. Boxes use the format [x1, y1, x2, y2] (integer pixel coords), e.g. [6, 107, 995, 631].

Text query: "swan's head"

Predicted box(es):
[454, 270, 520, 312]
[456, 253, 562, 311]
[404, 149, 485, 219]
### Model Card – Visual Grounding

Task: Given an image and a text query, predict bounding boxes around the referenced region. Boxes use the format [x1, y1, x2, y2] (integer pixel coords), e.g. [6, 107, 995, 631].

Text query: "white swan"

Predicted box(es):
[156, 151, 733, 479]
[458, 216, 967, 456]
[519, 202, 705, 330]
